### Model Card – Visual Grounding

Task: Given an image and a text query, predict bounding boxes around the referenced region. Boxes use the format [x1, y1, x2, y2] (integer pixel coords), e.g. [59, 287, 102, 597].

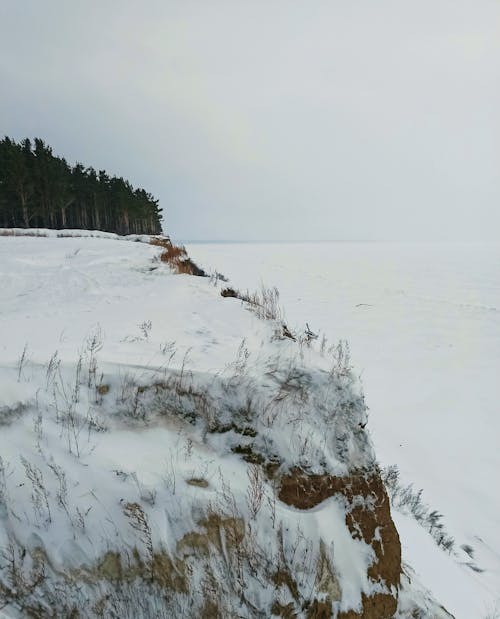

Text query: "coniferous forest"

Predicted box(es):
[0, 137, 163, 235]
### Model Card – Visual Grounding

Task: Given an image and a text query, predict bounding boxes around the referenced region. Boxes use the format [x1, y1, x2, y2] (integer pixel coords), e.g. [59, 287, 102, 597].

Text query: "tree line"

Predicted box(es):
[0, 137, 163, 235]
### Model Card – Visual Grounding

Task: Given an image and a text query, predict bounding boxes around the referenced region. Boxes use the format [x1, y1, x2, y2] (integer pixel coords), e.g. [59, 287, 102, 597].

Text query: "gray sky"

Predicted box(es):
[1, 1, 499, 241]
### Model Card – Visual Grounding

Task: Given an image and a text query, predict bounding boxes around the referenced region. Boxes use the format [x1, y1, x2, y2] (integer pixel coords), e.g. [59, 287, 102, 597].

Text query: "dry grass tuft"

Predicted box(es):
[150, 237, 206, 276]
[185, 478, 209, 488]
[220, 285, 296, 340]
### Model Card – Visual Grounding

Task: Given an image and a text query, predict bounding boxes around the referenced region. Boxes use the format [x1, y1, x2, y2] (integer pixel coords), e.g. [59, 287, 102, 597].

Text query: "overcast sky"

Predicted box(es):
[1, 1, 499, 241]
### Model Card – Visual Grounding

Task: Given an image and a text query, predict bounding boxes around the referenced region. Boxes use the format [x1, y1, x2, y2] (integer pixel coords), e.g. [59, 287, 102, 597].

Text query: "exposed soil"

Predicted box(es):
[279, 468, 401, 619]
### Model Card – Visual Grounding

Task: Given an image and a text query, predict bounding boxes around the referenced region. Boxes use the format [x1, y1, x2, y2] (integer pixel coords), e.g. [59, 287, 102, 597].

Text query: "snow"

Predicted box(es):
[1, 233, 497, 616]
[0, 227, 157, 243]
[186, 240, 500, 618]
[394, 512, 493, 618]
[0, 234, 379, 617]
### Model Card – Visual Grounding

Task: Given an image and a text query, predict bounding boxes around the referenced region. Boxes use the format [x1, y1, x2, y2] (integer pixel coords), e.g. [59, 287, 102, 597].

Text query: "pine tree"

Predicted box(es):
[0, 137, 163, 234]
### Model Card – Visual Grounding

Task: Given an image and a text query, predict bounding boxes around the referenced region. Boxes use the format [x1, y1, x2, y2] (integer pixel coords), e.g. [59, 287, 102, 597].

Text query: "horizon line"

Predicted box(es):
[176, 238, 494, 245]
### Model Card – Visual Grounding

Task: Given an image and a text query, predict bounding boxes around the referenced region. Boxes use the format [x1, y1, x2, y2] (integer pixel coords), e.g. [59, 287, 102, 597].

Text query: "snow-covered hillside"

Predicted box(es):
[0, 233, 453, 618]
[186, 241, 500, 619]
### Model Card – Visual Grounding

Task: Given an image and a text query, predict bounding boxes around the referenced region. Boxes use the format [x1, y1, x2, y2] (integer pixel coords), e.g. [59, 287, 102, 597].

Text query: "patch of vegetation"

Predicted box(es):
[150, 237, 206, 276]
[382, 464, 456, 553]
[231, 444, 265, 465]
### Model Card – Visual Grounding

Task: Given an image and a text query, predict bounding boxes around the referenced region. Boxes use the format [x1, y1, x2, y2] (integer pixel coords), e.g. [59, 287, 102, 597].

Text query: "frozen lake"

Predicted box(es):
[186, 241, 500, 618]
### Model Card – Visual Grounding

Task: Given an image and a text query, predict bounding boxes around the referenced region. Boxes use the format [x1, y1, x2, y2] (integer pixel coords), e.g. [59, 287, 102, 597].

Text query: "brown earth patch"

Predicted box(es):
[185, 477, 209, 488]
[151, 552, 188, 592]
[177, 511, 245, 558]
[306, 599, 333, 619]
[272, 601, 298, 618]
[93, 548, 188, 593]
[272, 568, 300, 602]
[338, 592, 396, 619]
[96, 551, 122, 580]
[279, 468, 401, 619]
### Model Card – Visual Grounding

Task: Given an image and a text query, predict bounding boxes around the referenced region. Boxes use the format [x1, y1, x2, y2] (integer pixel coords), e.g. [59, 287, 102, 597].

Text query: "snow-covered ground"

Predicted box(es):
[1, 233, 498, 617]
[185, 241, 500, 619]
[0, 233, 413, 617]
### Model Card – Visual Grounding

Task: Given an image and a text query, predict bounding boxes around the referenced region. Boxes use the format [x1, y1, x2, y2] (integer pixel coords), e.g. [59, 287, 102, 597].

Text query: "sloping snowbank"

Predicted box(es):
[0, 234, 450, 617]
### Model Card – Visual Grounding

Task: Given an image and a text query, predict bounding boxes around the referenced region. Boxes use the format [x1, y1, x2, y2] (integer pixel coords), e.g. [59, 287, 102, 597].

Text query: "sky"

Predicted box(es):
[1, 1, 499, 241]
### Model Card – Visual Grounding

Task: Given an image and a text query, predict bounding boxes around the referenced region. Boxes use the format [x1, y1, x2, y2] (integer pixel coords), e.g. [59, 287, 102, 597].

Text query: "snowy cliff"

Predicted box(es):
[0, 232, 451, 618]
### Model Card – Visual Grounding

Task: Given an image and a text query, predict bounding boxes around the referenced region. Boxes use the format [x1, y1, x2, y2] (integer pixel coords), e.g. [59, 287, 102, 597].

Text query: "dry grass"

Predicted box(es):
[150, 237, 206, 276]
[185, 478, 209, 488]
[220, 285, 297, 341]
[220, 285, 283, 321]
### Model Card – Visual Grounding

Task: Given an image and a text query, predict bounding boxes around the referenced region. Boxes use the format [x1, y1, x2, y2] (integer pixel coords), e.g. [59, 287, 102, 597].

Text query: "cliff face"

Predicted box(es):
[0, 233, 449, 618]
[279, 470, 401, 618]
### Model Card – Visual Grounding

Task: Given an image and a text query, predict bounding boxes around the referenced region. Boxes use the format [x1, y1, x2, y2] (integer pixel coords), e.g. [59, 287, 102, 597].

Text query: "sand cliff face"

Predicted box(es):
[279, 469, 401, 618]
